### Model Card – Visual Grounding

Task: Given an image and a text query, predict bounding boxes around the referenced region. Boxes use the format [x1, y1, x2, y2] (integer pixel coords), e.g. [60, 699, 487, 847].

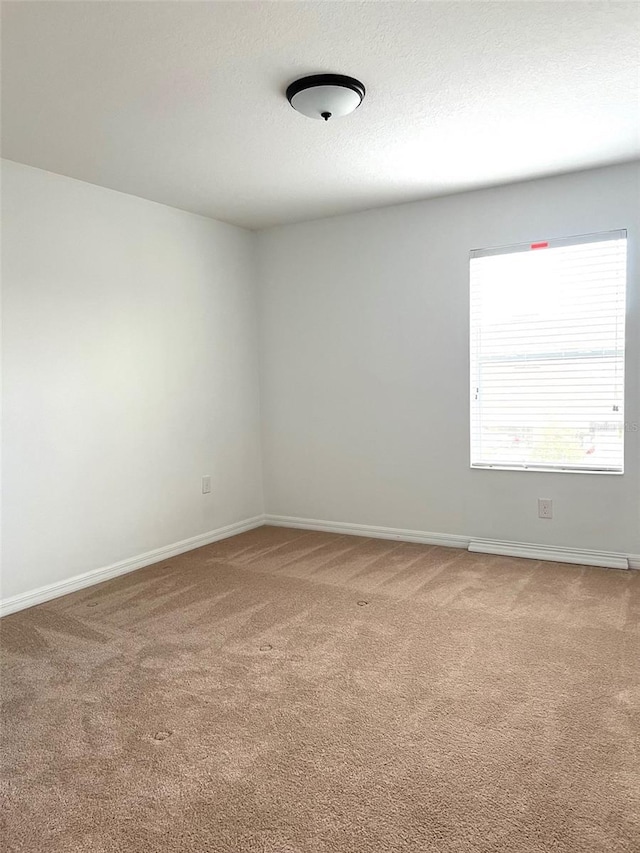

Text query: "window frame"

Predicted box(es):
[469, 229, 627, 475]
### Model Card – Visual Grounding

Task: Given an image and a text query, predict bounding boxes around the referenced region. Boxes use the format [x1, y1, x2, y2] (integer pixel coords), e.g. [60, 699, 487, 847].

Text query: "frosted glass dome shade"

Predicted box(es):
[286, 74, 365, 121]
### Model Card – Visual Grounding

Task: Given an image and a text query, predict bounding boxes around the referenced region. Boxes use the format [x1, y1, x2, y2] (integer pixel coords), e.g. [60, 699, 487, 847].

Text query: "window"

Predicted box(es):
[470, 230, 627, 473]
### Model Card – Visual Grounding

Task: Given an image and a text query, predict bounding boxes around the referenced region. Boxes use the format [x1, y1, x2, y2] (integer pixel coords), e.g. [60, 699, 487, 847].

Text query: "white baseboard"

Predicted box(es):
[0, 515, 266, 617]
[265, 514, 634, 571]
[265, 514, 469, 549]
[468, 539, 629, 570]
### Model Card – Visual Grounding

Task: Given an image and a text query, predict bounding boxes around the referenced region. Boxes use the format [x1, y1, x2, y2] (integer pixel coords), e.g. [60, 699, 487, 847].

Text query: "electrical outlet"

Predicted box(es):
[202, 475, 211, 495]
[538, 498, 552, 520]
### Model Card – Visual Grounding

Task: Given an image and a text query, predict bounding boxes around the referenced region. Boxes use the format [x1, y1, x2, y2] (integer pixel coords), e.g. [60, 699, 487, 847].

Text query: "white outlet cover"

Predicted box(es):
[538, 498, 553, 519]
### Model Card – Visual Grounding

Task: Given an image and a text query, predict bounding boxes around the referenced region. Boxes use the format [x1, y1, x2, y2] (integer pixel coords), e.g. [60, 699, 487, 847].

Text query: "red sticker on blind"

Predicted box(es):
[530, 241, 548, 250]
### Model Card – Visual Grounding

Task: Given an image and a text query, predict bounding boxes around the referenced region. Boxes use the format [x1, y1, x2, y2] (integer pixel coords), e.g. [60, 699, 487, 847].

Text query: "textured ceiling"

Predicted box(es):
[2, 1, 639, 229]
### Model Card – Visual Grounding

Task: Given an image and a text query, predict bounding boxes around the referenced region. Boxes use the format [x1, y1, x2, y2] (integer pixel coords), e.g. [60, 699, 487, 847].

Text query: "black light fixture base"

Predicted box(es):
[286, 74, 366, 105]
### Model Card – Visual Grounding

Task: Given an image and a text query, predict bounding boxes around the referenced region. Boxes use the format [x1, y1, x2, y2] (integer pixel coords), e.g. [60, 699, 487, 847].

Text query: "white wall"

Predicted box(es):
[1, 160, 263, 600]
[3, 160, 638, 607]
[258, 163, 640, 555]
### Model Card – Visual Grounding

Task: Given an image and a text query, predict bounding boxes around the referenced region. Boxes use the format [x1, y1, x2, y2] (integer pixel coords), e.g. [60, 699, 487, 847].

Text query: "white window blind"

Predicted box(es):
[470, 230, 627, 473]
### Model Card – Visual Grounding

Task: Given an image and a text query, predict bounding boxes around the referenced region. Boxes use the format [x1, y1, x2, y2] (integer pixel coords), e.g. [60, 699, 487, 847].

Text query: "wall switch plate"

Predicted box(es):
[538, 498, 553, 519]
[202, 475, 211, 495]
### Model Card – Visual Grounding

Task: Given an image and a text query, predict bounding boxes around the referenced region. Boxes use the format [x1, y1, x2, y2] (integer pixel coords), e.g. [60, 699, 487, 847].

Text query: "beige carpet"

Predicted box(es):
[1, 526, 639, 852]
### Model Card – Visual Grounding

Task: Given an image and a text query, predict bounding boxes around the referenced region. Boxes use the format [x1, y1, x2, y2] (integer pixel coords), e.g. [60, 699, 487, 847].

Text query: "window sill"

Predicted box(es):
[470, 464, 624, 475]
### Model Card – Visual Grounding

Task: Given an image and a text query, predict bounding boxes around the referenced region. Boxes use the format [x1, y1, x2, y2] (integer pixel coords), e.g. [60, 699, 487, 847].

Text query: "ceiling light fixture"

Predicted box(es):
[286, 74, 366, 121]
